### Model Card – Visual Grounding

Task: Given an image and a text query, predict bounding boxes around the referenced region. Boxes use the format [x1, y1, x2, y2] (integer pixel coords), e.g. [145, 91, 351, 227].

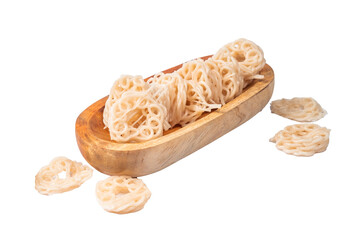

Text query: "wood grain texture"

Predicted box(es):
[75, 56, 275, 177]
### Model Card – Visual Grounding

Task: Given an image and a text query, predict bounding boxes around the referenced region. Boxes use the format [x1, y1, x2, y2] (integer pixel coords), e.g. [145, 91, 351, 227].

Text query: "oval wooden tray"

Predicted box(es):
[75, 55, 274, 177]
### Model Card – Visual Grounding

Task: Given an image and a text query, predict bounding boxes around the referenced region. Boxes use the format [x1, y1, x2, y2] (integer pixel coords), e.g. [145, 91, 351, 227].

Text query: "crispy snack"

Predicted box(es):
[214, 38, 265, 88]
[177, 59, 221, 126]
[270, 97, 327, 122]
[148, 72, 187, 127]
[96, 176, 151, 214]
[108, 89, 169, 142]
[270, 124, 330, 157]
[103, 75, 149, 128]
[205, 57, 243, 103]
[177, 59, 216, 103]
[103, 38, 266, 142]
[35, 157, 93, 195]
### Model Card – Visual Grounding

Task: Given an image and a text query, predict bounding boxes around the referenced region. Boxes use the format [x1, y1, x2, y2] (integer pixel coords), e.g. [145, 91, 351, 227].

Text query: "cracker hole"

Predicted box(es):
[57, 171, 66, 179]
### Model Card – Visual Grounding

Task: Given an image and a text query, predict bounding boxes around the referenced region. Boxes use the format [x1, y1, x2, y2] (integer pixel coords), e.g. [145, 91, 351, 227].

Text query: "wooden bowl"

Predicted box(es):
[75, 56, 274, 177]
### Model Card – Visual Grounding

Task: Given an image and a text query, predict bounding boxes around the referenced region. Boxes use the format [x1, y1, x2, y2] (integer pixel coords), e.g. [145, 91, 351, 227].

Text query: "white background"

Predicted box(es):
[1, 0, 359, 239]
